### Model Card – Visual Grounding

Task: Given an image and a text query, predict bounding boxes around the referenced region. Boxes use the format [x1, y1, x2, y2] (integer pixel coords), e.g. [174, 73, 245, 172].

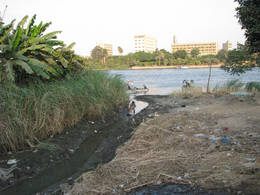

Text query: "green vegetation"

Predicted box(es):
[0, 71, 128, 152]
[91, 46, 108, 64]
[0, 15, 85, 85]
[235, 0, 260, 53]
[86, 48, 221, 69]
[221, 44, 259, 75]
[213, 79, 260, 93]
[221, 1, 259, 75]
[245, 82, 260, 92]
[0, 15, 128, 153]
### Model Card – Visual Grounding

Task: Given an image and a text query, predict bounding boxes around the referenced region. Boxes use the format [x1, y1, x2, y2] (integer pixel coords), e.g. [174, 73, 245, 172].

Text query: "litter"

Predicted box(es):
[193, 133, 206, 137]
[7, 159, 17, 165]
[0, 165, 16, 181]
[221, 136, 231, 144]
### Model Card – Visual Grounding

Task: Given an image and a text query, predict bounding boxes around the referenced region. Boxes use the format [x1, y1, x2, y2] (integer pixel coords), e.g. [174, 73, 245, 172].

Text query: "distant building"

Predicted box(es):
[222, 41, 232, 50]
[172, 42, 218, 56]
[134, 35, 157, 53]
[97, 43, 113, 56]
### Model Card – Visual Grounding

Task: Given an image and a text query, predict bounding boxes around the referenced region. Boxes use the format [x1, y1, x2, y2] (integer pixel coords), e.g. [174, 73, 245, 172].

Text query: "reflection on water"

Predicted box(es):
[109, 68, 260, 95]
[134, 100, 148, 114]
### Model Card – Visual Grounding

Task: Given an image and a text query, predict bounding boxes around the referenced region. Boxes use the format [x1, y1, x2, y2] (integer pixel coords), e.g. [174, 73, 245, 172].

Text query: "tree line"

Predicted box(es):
[88, 0, 259, 75]
[88, 46, 226, 69]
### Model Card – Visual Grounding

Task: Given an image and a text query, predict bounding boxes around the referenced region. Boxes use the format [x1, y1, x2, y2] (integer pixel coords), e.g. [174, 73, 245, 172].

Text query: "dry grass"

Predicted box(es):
[69, 96, 260, 195]
[170, 86, 204, 98]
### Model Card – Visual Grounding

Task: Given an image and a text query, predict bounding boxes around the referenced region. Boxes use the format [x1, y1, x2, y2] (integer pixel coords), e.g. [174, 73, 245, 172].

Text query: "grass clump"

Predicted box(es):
[170, 86, 203, 98]
[245, 82, 260, 92]
[212, 79, 245, 95]
[0, 70, 128, 153]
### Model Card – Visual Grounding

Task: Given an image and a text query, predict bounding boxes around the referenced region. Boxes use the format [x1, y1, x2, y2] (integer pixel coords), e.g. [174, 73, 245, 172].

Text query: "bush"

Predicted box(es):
[0, 70, 128, 152]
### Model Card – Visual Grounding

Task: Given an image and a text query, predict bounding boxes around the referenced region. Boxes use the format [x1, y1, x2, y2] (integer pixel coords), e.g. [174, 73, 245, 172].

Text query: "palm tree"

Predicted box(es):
[118, 46, 123, 55]
[156, 51, 164, 66]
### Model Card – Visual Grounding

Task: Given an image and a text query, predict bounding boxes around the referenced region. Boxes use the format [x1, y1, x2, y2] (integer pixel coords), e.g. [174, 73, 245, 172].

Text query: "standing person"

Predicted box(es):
[127, 101, 136, 116]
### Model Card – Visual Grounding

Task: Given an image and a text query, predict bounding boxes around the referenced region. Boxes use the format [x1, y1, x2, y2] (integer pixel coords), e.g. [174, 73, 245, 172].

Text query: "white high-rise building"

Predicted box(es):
[134, 35, 157, 53]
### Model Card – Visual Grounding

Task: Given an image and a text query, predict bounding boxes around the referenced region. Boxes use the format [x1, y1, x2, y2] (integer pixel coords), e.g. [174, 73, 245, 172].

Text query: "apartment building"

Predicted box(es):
[222, 41, 232, 50]
[134, 35, 157, 53]
[97, 43, 113, 56]
[172, 42, 218, 56]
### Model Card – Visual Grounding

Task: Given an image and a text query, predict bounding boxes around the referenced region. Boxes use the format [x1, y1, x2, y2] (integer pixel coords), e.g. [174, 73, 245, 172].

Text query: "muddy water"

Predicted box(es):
[2, 130, 104, 194]
[1, 100, 148, 195]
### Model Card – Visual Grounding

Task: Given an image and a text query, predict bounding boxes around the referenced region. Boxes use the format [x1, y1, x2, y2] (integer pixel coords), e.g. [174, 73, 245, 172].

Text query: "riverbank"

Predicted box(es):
[1, 92, 259, 194]
[68, 93, 260, 195]
[131, 64, 222, 70]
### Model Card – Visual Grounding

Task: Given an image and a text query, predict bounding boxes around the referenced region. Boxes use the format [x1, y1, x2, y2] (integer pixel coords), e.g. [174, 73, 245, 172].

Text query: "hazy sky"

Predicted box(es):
[1, 0, 245, 56]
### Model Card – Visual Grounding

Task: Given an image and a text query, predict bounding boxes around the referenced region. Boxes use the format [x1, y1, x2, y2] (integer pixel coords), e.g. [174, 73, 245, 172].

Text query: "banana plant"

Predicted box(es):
[0, 15, 74, 84]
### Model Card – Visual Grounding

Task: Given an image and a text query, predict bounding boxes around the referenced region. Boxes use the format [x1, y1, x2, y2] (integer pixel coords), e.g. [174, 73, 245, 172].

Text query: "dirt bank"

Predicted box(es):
[1, 93, 260, 195]
[68, 93, 260, 195]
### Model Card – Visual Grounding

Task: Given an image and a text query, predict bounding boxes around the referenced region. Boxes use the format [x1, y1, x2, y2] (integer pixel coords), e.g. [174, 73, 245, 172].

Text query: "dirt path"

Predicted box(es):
[68, 93, 260, 195]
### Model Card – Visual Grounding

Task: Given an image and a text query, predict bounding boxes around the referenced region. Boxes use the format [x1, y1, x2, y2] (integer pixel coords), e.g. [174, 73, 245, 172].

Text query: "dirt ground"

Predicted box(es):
[0, 93, 260, 195]
[68, 93, 260, 195]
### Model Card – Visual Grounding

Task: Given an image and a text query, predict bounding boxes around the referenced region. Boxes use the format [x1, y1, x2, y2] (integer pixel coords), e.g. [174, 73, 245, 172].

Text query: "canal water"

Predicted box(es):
[108, 68, 260, 95]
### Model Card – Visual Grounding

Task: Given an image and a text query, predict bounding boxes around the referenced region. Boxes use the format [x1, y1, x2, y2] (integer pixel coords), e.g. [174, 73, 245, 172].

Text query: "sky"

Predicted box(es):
[1, 0, 245, 56]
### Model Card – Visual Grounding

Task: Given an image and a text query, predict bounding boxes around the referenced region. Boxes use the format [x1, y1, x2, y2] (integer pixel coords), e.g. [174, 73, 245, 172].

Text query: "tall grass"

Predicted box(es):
[213, 79, 245, 94]
[245, 82, 260, 92]
[0, 70, 128, 152]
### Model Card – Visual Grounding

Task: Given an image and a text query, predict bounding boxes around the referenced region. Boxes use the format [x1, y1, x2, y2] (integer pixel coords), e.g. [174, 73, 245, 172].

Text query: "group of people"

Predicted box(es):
[127, 81, 148, 91]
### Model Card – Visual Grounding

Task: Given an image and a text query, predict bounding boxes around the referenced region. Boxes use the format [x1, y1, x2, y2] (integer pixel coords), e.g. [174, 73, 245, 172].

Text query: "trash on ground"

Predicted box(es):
[7, 159, 17, 165]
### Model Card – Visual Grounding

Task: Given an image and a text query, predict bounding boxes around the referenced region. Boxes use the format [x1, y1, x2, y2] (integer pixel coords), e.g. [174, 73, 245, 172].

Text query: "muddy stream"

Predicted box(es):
[1, 97, 230, 195]
[1, 100, 148, 195]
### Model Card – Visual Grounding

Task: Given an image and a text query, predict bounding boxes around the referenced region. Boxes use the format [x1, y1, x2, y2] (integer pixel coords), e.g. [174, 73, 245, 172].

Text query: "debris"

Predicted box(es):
[227, 153, 231, 157]
[89, 121, 95, 124]
[221, 136, 231, 144]
[242, 162, 255, 168]
[193, 133, 206, 137]
[211, 140, 218, 144]
[0, 165, 16, 181]
[223, 127, 229, 131]
[177, 176, 182, 180]
[68, 149, 75, 153]
[245, 158, 256, 162]
[184, 173, 189, 178]
[7, 159, 17, 165]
